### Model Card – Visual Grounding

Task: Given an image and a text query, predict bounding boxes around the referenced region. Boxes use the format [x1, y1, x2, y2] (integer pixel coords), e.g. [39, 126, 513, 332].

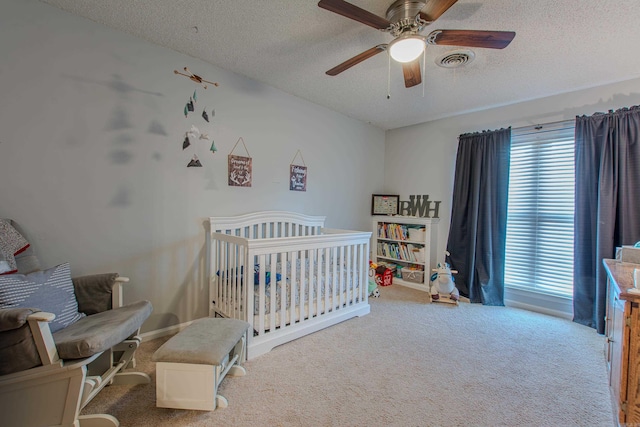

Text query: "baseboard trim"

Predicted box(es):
[140, 320, 194, 341]
[505, 287, 573, 320]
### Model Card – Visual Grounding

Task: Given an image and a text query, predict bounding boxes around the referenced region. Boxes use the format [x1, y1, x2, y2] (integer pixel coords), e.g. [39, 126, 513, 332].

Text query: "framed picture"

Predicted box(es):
[371, 194, 399, 216]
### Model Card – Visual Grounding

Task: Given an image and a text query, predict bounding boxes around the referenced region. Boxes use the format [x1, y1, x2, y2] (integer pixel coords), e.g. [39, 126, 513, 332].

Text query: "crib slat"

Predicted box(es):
[229, 242, 235, 317]
[339, 246, 346, 308]
[289, 251, 297, 325]
[269, 253, 277, 332]
[315, 248, 321, 317]
[279, 252, 288, 329]
[300, 250, 307, 323]
[221, 240, 229, 315]
[257, 254, 266, 335]
[331, 247, 340, 310]
[357, 243, 364, 303]
[349, 244, 355, 306]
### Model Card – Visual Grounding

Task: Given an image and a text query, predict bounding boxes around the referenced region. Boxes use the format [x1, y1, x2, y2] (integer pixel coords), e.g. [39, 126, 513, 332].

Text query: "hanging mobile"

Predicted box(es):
[187, 154, 202, 167]
[174, 67, 219, 89]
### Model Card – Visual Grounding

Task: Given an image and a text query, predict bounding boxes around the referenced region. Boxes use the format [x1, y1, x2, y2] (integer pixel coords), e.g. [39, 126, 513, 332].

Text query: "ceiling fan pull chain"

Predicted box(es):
[387, 53, 391, 99]
[422, 49, 426, 98]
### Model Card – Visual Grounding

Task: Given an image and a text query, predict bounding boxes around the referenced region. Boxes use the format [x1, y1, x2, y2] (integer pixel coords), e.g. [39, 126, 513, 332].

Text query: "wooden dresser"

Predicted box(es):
[604, 258, 640, 425]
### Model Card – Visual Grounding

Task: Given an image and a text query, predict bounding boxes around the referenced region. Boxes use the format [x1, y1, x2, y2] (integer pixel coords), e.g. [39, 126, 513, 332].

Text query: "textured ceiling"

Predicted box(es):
[39, 0, 640, 130]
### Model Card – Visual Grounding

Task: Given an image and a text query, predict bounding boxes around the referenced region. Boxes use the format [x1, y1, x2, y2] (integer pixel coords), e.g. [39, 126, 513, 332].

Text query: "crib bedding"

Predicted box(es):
[256, 258, 358, 313]
[255, 288, 362, 331]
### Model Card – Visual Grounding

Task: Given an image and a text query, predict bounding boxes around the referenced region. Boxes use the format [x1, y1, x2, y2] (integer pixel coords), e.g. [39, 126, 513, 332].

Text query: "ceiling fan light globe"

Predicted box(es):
[389, 36, 425, 63]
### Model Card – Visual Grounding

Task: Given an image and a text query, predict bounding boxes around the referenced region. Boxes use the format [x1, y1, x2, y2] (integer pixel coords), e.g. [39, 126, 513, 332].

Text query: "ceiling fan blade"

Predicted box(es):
[402, 61, 422, 88]
[428, 29, 516, 49]
[419, 0, 459, 23]
[326, 45, 387, 76]
[318, 0, 391, 30]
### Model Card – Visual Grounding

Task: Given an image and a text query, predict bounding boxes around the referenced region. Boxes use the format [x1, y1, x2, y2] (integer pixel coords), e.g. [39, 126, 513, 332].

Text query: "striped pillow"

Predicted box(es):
[0, 263, 85, 333]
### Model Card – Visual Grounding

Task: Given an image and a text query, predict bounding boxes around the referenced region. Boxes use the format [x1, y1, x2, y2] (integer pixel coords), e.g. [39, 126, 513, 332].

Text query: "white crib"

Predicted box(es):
[207, 211, 371, 359]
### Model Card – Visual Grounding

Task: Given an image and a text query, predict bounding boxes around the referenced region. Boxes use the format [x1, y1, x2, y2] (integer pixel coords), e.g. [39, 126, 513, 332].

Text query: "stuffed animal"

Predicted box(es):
[429, 260, 460, 304]
[368, 261, 380, 298]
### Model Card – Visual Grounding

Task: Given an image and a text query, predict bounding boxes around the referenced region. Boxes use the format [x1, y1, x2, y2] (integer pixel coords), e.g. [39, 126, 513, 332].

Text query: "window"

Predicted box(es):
[504, 120, 575, 299]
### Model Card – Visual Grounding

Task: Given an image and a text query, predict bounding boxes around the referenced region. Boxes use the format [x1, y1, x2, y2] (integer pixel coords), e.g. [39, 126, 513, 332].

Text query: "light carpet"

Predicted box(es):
[83, 284, 614, 426]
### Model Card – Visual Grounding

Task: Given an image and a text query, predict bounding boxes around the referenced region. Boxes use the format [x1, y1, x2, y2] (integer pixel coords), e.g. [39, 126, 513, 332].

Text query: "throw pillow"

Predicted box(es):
[0, 262, 85, 333]
[0, 219, 30, 275]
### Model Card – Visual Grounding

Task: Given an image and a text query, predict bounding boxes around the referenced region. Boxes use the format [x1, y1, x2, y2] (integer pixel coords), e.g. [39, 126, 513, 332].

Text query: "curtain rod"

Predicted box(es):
[512, 118, 575, 137]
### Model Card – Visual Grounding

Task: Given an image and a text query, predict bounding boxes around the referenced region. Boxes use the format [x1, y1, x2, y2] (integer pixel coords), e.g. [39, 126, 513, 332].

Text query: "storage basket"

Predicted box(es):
[401, 267, 424, 284]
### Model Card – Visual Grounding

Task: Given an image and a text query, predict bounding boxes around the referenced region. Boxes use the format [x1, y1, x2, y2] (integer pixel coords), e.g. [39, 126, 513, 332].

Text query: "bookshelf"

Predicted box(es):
[372, 216, 439, 292]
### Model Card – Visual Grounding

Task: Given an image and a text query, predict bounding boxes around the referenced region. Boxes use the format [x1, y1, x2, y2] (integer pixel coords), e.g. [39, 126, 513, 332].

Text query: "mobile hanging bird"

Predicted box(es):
[174, 67, 219, 89]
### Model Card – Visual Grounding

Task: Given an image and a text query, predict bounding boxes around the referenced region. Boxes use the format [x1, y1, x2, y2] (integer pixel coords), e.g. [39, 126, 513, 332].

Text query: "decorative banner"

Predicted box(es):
[228, 137, 252, 187]
[289, 149, 307, 192]
[290, 165, 307, 191]
[228, 155, 252, 186]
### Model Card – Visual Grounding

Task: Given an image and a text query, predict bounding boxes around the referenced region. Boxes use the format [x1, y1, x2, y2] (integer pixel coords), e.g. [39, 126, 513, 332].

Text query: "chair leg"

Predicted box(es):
[110, 337, 150, 385]
[110, 371, 150, 385]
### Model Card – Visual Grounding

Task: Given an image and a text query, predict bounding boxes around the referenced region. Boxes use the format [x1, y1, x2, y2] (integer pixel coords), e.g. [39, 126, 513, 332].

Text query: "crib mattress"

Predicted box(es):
[254, 288, 362, 331]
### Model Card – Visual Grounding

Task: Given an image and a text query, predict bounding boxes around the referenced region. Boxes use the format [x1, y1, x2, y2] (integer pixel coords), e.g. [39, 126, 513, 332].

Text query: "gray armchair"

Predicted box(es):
[0, 220, 152, 427]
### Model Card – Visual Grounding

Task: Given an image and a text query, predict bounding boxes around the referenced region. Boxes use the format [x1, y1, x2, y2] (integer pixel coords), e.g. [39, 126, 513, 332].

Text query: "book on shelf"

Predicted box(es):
[377, 223, 409, 240]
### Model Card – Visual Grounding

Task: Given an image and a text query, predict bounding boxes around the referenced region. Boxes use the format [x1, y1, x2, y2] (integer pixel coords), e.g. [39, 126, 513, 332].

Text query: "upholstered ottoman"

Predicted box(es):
[152, 318, 250, 411]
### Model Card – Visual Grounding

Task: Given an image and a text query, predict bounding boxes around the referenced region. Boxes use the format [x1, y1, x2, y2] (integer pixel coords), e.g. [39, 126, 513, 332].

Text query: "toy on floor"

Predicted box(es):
[429, 252, 460, 305]
[368, 261, 380, 298]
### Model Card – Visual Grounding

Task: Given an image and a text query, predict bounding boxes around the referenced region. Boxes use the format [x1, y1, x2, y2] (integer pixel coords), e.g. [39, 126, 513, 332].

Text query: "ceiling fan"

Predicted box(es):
[318, 0, 516, 88]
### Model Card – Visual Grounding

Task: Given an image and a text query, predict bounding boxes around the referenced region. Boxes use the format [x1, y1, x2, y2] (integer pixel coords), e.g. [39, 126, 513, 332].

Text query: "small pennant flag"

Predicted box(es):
[182, 135, 191, 150]
[210, 140, 217, 153]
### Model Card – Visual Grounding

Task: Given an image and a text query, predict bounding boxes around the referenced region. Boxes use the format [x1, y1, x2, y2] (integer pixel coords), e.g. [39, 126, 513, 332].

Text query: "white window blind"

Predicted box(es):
[504, 120, 575, 299]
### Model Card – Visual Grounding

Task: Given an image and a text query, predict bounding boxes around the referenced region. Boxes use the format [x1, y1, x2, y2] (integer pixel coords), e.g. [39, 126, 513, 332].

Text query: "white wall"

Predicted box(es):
[0, 0, 385, 331]
[385, 78, 640, 264]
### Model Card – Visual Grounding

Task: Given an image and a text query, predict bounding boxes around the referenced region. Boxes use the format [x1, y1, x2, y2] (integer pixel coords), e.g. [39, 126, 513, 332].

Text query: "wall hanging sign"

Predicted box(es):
[228, 137, 252, 187]
[289, 149, 307, 192]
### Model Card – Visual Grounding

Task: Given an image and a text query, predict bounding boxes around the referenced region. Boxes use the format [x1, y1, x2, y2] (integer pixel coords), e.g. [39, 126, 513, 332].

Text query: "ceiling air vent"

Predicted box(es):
[435, 49, 475, 68]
